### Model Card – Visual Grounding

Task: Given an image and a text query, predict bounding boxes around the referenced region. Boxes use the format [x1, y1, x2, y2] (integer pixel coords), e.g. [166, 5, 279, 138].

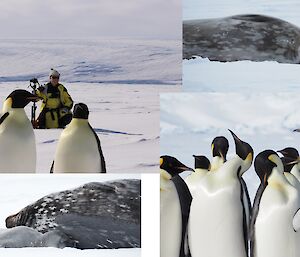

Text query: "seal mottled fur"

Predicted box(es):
[183, 14, 300, 63]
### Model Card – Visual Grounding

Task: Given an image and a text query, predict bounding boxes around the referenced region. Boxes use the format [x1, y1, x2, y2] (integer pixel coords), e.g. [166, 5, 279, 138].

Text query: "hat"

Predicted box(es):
[49, 68, 60, 78]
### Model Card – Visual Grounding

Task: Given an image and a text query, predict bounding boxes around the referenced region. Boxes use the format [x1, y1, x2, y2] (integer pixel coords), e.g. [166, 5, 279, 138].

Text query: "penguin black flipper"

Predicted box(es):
[50, 161, 54, 174]
[241, 178, 251, 254]
[0, 112, 9, 125]
[293, 208, 300, 232]
[88, 123, 106, 173]
[171, 175, 192, 257]
[249, 183, 267, 257]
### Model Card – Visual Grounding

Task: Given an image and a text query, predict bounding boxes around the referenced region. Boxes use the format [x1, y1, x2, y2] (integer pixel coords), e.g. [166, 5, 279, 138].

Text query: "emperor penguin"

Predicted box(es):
[0, 90, 40, 172]
[185, 155, 210, 196]
[210, 136, 229, 171]
[51, 103, 106, 173]
[188, 130, 253, 257]
[160, 155, 193, 257]
[278, 147, 300, 182]
[185, 136, 228, 194]
[250, 150, 300, 257]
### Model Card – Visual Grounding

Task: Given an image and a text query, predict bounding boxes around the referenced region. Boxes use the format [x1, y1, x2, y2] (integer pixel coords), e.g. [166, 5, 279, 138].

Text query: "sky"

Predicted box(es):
[0, 0, 181, 40]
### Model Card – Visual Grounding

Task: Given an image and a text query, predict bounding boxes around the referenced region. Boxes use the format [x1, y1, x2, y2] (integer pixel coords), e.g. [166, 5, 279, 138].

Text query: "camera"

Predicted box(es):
[30, 78, 39, 84]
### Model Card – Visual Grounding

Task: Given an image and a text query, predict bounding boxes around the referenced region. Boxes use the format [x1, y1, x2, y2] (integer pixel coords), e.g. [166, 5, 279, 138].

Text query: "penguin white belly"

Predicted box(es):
[0, 113, 36, 172]
[188, 178, 247, 257]
[160, 183, 182, 257]
[54, 125, 100, 173]
[254, 186, 298, 257]
[185, 171, 206, 197]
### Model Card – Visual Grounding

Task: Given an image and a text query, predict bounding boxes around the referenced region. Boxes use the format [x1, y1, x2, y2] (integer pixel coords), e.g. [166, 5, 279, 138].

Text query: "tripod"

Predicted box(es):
[28, 78, 40, 128]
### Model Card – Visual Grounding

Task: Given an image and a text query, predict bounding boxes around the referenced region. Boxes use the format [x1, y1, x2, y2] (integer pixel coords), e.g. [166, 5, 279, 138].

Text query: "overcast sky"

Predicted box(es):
[0, 0, 181, 40]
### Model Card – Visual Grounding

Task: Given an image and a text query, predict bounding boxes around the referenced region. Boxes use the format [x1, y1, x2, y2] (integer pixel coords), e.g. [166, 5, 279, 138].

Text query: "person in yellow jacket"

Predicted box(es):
[35, 69, 73, 128]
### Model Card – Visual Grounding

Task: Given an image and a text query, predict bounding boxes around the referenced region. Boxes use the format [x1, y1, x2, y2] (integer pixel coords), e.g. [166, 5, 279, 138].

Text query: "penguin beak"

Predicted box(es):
[228, 129, 253, 162]
[277, 149, 288, 156]
[178, 165, 194, 172]
[293, 128, 300, 132]
[27, 94, 41, 102]
[219, 150, 225, 162]
[229, 129, 242, 144]
[285, 157, 300, 165]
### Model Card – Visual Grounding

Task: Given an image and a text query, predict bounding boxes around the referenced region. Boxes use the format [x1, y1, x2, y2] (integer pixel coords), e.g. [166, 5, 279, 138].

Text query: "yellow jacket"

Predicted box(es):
[36, 83, 73, 128]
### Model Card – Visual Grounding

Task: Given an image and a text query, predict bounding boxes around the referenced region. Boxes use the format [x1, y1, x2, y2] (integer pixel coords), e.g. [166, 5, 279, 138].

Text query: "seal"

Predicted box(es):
[5, 180, 141, 249]
[0, 226, 72, 248]
[183, 14, 300, 63]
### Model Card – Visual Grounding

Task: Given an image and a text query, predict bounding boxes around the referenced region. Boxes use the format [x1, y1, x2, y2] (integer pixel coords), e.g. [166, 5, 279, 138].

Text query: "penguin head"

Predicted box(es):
[211, 136, 229, 161]
[278, 147, 299, 159]
[160, 155, 193, 177]
[254, 150, 283, 185]
[229, 129, 254, 174]
[73, 103, 89, 119]
[5, 90, 40, 108]
[193, 155, 211, 170]
[278, 147, 300, 171]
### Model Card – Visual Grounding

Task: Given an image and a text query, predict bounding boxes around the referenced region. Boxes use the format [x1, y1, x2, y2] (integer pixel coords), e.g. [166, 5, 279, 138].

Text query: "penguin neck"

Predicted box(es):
[70, 118, 89, 126]
[291, 165, 300, 181]
[216, 155, 243, 178]
[284, 172, 299, 188]
[160, 169, 172, 181]
[5, 107, 27, 120]
[271, 169, 299, 202]
[194, 168, 208, 174]
[160, 169, 172, 191]
[2, 98, 27, 119]
[210, 156, 224, 171]
[268, 167, 288, 188]
[2, 98, 12, 113]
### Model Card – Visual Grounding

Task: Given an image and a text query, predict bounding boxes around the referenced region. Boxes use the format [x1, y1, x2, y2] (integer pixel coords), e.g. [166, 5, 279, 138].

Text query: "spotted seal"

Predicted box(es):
[183, 14, 300, 63]
[5, 180, 141, 249]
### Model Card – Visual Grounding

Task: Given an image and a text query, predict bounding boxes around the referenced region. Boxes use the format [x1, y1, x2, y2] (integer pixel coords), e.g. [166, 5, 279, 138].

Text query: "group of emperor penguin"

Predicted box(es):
[160, 129, 300, 257]
[0, 89, 106, 173]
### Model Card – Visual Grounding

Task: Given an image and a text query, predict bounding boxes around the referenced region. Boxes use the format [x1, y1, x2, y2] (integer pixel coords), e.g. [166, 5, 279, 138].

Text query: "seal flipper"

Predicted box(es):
[0, 112, 9, 125]
[172, 175, 192, 257]
[293, 208, 300, 232]
[88, 123, 106, 173]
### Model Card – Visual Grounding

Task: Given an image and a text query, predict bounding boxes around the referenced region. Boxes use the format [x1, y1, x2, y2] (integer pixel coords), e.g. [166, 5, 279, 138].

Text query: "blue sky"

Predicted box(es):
[0, 0, 181, 40]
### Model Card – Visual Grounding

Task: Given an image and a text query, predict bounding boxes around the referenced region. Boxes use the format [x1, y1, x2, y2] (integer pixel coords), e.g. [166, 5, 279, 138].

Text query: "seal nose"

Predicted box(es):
[5, 214, 16, 228]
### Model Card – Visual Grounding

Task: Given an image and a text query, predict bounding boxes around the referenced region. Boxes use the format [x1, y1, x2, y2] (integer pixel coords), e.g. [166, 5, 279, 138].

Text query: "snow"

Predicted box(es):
[183, 0, 300, 92]
[0, 38, 180, 86]
[0, 247, 140, 257]
[183, 58, 300, 92]
[160, 93, 300, 201]
[0, 38, 180, 173]
[0, 174, 141, 256]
